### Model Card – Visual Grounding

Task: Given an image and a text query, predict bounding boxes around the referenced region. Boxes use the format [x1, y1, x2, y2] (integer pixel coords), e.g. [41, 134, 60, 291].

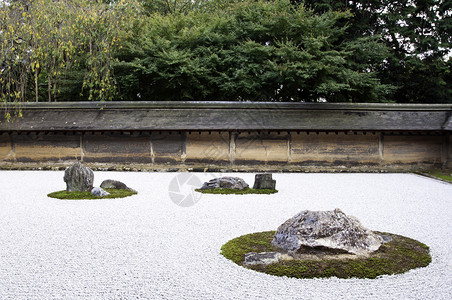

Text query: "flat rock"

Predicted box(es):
[63, 162, 94, 192]
[272, 209, 384, 256]
[91, 187, 110, 197]
[244, 252, 292, 266]
[200, 177, 249, 190]
[100, 179, 137, 193]
[100, 179, 134, 190]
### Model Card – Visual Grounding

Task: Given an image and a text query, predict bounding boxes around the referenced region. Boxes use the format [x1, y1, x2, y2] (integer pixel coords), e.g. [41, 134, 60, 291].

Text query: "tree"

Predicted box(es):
[4, 0, 446, 104]
[0, 0, 142, 107]
[297, 0, 452, 103]
[0, 1, 30, 120]
[115, 0, 393, 102]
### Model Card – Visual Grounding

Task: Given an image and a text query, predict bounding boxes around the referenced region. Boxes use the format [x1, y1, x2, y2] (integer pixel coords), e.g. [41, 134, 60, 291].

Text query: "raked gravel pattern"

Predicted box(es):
[0, 171, 451, 299]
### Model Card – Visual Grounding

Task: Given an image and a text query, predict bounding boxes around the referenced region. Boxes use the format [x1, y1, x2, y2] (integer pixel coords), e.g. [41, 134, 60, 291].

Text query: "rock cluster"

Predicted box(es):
[200, 177, 249, 190]
[272, 209, 384, 256]
[63, 162, 135, 198]
[253, 174, 276, 190]
[64, 162, 94, 192]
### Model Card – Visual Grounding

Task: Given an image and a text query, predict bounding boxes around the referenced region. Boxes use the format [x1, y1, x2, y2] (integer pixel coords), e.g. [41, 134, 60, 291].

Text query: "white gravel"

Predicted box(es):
[0, 171, 451, 299]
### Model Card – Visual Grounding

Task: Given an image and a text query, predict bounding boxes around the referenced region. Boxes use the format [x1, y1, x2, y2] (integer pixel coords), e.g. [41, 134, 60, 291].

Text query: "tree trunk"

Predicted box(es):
[35, 69, 38, 102]
[48, 75, 51, 102]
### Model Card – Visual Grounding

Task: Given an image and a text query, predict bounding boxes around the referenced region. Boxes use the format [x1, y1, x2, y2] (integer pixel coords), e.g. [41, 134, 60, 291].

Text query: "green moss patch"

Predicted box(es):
[195, 188, 278, 195]
[221, 231, 431, 279]
[47, 188, 137, 200]
[421, 170, 452, 183]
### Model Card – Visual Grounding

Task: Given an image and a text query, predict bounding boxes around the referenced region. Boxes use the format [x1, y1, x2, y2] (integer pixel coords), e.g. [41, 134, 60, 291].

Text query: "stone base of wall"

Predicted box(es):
[0, 162, 447, 173]
[0, 131, 450, 172]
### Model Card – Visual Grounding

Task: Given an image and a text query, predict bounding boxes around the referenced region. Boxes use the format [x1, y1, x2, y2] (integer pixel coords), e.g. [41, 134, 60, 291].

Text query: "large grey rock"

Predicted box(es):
[91, 187, 110, 197]
[253, 173, 276, 190]
[272, 209, 384, 256]
[64, 162, 94, 192]
[200, 177, 249, 190]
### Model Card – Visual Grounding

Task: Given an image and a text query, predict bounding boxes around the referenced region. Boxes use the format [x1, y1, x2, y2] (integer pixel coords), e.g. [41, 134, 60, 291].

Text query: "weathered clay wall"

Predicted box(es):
[0, 131, 448, 171]
[1, 102, 450, 171]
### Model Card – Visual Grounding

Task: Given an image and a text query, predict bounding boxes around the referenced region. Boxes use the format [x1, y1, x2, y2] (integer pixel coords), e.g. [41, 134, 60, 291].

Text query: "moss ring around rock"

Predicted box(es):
[47, 189, 137, 200]
[221, 231, 431, 279]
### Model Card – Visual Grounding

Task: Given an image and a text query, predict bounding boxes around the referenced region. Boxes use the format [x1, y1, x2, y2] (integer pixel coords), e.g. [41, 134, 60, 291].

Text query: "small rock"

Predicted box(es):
[200, 177, 249, 190]
[253, 173, 276, 190]
[91, 187, 110, 197]
[101, 179, 137, 193]
[100, 179, 129, 190]
[244, 252, 281, 265]
[64, 162, 94, 192]
[244, 252, 293, 265]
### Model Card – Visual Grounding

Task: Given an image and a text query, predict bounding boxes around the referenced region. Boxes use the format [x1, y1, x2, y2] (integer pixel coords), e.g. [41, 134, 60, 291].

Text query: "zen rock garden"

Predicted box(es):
[48, 162, 137, 200]
[3, 168, 447, 298]
[221, 208, 431, 279]
[193, 173, 429, 279]
[50, 164, 432, 279]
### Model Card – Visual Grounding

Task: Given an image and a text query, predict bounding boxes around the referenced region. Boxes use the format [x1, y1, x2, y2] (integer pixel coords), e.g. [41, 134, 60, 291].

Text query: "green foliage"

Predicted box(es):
[384, 56, 452, 104]
[0, 0, 143, 105]
[299, 0, 452, 103]
[421, 169, 452, 183]
[195, 188, 278, 194]
[1, 0, 449, 105]
[141, 0, 209, 15]
[221, 231, 278, 263]
[115, 0, 392, 102]
[221, 231, 432, 279]
[47, 188, 137, 200]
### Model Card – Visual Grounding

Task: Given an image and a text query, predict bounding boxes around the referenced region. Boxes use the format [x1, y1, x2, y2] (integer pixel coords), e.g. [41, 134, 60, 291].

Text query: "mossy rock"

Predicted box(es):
[47, 188, 137, 200]
[221, 231, 431, 279]
[195, 188, 278, 195]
